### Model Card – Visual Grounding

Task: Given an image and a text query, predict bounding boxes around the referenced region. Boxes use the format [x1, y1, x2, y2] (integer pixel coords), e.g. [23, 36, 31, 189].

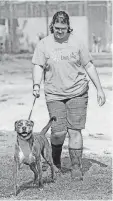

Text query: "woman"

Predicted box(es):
[32, 11, 106, 179]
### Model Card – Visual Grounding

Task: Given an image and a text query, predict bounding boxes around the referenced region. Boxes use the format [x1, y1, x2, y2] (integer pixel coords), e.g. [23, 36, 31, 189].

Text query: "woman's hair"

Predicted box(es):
[49, 11, 73, 33]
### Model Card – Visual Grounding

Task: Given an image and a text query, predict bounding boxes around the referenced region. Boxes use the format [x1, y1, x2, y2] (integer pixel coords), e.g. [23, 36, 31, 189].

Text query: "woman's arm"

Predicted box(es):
[32, 64, 43, 86]
[84, 62, 106, 106]
[32, 64, 43, 98]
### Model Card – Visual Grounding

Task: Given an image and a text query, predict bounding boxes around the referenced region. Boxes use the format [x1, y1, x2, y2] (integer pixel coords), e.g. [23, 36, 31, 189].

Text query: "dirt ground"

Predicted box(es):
[0, 54, 112, 200]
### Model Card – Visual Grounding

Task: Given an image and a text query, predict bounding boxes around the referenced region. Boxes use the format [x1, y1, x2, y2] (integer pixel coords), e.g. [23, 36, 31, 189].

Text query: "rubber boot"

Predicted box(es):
[51, 143, 63, 169]
[69, 148, 83, 180]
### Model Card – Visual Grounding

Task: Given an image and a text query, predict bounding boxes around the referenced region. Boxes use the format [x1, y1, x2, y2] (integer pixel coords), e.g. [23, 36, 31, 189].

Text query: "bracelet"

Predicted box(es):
[33, 84, 40, 89]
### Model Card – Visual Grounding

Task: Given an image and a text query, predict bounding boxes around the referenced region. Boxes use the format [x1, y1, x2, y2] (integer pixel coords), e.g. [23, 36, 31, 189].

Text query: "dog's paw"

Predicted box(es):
[51, 116, 57, 122]
[39, 181, 43, 189]
[51, 177, 56, 183]
[33, 177, 39, 187]
[14, 185, 18, 196]
[53, 165, 61, 173]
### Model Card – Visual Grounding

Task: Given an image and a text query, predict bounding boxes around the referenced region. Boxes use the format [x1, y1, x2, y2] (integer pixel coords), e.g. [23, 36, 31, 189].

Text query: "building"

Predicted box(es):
[0, 1, 112, 53]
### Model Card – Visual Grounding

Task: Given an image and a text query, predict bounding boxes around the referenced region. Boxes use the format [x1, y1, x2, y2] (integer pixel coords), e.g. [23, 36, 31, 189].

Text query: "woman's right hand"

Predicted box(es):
[33, 84, 40, 98]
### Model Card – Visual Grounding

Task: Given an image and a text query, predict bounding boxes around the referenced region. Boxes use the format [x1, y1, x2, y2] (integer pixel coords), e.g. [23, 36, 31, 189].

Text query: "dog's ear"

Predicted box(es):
[14, 121, 18, 131]
[31, 121, 34, 127]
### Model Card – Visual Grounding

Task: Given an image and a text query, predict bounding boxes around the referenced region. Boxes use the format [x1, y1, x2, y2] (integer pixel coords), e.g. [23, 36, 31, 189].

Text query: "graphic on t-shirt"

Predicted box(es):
[50, 47, 80, 65]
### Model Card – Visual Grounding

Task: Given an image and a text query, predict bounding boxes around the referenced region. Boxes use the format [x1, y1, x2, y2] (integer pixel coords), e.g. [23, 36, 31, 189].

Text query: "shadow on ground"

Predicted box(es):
[0, 154, 112, 200]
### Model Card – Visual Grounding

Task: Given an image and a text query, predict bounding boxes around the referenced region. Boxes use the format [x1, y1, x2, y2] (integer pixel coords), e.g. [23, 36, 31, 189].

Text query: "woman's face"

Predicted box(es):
[53, 22, 68, 39]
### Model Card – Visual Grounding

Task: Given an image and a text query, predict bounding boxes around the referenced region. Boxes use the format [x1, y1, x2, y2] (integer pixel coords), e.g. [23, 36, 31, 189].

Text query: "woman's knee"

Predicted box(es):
[68, 128, 83, 148]
[51, 131, 67, 145]
[68, 128, 81, 138]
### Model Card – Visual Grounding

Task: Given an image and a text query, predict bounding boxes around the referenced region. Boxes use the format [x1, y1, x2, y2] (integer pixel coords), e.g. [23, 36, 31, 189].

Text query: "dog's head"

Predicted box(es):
[15, 119, 34, 138]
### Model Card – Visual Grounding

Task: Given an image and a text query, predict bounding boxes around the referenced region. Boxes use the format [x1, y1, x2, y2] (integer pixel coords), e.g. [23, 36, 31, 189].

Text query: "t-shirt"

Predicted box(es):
[32, 33, 92, 102]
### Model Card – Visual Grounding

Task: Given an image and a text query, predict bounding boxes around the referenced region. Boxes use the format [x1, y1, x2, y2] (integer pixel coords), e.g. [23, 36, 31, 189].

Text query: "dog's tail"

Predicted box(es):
[40, 116, 56, 135]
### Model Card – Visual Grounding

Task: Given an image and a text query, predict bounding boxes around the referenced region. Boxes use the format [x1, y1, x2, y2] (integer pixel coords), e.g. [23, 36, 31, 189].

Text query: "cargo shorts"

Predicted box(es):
[46, 91, 88, 134]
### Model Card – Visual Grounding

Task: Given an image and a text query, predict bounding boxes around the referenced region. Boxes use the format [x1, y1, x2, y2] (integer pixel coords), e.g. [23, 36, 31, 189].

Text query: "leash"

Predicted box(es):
[28, 96, 37, 120]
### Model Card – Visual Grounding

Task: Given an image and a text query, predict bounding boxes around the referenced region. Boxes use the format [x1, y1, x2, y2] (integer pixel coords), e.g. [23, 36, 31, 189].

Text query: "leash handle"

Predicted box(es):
[28, 96, 37, 120]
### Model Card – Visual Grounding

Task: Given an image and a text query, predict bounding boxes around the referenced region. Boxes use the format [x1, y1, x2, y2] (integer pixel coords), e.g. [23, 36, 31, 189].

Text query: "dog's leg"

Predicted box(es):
[43, 147, 58, 182]
[36, 157, 43, 188]
[13, 156, 19, 196]
[29, 163, 39, 185]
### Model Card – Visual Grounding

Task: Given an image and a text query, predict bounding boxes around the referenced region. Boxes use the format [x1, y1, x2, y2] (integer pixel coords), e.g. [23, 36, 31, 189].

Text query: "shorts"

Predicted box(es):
[46, 92, 88, 133]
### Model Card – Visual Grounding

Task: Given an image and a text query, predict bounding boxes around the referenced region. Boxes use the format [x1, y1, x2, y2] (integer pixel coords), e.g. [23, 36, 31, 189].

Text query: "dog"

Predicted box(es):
[14, 116, 57, 196]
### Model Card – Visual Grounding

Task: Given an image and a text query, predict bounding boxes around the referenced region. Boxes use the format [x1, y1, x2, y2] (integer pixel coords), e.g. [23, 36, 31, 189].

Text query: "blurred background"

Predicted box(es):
[0, 0, 112, 54]
[0, 2, 112, 199]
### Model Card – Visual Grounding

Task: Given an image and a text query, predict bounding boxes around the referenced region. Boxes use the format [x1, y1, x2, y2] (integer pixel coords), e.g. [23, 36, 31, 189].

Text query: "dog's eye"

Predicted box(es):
[27, 123, 31, 126]
[18, 123, 23, 126]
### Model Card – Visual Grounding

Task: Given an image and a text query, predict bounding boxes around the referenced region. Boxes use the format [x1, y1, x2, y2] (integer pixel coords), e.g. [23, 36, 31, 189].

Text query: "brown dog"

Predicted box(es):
[14, 116, 57, 196]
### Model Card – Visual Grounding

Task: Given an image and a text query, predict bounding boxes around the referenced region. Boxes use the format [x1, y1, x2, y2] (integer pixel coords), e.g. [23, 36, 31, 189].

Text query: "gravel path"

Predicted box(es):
[0, 57, 112, 200]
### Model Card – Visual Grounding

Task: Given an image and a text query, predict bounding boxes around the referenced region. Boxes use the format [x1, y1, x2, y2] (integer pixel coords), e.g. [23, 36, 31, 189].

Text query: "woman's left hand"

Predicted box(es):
[97, 89, 106, 106]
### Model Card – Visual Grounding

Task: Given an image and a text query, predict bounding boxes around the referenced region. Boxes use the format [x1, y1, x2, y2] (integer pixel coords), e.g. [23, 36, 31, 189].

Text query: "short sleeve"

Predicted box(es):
[79, 42, 93, 67]
[32, 40, 46, 67]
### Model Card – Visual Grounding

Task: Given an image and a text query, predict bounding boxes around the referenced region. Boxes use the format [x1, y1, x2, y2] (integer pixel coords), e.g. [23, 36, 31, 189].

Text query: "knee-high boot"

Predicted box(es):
[69, 148, 83, 180]
[51, 143, 63, 169]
